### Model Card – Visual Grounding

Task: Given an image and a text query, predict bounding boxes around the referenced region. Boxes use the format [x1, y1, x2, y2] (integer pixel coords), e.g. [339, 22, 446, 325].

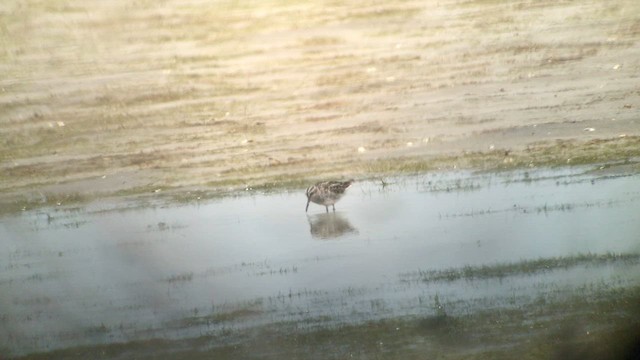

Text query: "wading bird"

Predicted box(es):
[305, 180, 353, 212]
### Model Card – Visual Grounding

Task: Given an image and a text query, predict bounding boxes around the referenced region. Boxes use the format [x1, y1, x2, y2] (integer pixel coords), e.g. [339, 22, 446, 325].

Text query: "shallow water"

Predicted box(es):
[2, 168, 640, 356]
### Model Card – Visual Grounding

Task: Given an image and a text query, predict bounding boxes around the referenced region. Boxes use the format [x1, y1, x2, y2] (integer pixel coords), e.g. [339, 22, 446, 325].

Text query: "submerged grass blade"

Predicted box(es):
[401, 252, 640, 283]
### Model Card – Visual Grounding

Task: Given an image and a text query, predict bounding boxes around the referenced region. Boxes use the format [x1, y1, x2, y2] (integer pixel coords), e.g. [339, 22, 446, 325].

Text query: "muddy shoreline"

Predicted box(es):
[3, 142, 640, 216]
[2, 0, 640, 358]
[2, 0, 640, 213]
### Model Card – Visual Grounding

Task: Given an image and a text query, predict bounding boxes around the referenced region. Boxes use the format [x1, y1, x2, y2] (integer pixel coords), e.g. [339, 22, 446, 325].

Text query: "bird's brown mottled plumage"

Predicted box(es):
[305, 180, 354, 212]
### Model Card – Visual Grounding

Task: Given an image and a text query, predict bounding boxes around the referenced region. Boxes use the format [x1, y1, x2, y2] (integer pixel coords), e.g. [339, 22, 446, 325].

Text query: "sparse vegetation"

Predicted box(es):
[400, 252, 640, 283]
[12, 285, 640, 360]
[1, 0, 639, 214]
[164, 272, 194, 283]
[2, 0, 640, 358]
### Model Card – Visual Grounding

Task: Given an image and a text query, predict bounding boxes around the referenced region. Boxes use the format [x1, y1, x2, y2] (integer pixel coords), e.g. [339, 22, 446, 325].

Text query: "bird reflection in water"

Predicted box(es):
[307, 212, 358, 240]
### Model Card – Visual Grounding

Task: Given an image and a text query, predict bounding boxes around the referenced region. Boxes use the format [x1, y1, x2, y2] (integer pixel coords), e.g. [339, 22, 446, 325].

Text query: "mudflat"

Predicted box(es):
[1, 0, 639, 209]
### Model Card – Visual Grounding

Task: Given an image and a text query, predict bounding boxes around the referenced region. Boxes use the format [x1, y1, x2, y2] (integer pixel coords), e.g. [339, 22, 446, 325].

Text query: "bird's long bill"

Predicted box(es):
[305, 198, 310, 212]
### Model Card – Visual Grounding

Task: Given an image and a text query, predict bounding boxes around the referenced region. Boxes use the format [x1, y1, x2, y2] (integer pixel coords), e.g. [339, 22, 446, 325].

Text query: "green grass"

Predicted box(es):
[400, 252, 640, 283]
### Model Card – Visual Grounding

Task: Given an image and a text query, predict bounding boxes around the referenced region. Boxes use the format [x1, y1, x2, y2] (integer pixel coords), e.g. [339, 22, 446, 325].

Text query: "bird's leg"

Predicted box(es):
[332, 204, 335, 212]
[325, 206, 329, 213]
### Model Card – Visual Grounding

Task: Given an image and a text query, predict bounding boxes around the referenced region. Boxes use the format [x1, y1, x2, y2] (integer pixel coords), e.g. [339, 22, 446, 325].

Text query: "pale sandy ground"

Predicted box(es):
[1, 0, 640, 210]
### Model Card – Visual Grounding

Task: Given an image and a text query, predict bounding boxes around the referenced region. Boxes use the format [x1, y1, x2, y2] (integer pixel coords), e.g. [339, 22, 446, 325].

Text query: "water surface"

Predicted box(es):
[2, 168, 639, 356]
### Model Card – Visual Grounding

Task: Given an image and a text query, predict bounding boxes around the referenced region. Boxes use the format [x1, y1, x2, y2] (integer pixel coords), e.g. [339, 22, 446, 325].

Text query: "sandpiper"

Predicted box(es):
[305, 180, 354, 212]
